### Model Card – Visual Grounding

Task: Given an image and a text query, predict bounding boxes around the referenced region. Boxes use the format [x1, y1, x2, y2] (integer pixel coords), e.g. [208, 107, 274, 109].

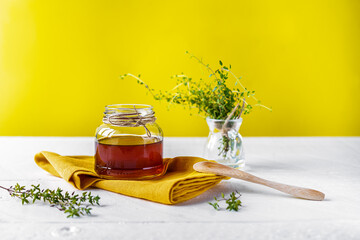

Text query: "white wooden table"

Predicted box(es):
[0, 137, 359, 240]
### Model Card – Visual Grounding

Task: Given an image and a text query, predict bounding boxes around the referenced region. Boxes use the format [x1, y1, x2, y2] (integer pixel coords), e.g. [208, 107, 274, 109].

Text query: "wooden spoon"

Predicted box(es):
[193, 161, 325, 201]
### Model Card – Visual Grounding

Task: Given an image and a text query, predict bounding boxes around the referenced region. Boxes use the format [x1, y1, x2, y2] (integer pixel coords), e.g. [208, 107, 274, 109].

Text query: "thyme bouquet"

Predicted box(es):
[121, 52, 271, 157]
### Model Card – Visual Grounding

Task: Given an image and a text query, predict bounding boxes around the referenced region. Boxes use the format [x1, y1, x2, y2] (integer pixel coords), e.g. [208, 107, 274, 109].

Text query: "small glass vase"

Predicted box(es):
[203, 118, 245, 169]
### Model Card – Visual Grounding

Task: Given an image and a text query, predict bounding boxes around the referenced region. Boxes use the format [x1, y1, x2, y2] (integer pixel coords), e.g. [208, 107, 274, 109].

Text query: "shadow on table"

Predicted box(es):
[177, 181, 294, 206]
[246, 162, 300, 172]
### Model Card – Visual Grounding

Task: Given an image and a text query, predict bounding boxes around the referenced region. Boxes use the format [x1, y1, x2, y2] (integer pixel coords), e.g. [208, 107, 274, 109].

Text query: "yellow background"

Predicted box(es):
[0, 0, 359, 137]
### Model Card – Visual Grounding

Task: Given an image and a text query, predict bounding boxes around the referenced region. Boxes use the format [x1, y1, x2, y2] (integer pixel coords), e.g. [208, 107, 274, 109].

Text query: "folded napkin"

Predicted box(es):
[34, 151, 227, 204]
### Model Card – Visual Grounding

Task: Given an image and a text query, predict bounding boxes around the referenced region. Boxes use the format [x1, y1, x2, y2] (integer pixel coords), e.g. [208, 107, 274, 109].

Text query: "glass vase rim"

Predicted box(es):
[206, 117, 243, 123]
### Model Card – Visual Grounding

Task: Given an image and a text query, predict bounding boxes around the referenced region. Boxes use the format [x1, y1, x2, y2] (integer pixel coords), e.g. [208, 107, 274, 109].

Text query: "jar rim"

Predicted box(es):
[105, 104, 153, 110]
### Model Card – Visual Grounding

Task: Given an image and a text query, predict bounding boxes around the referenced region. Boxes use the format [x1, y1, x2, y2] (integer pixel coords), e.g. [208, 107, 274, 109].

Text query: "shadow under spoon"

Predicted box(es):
[193, 161, 325, 201]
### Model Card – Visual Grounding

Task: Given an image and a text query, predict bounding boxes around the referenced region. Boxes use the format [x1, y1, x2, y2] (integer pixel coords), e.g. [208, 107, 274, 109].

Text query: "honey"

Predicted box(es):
[95, 136, 164, 179]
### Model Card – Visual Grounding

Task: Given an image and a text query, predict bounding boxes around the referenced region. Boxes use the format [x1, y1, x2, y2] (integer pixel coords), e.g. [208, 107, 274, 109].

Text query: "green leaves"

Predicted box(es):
[219, 135, 231, 158]
[225, 191, 242, 211]
[208, 201, 220, 210]
[209, 191, 242, 211]
[0, 184, 100, 218]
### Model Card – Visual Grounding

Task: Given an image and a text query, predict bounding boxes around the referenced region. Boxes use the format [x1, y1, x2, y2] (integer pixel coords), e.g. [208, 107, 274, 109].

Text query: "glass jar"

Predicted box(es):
[203, 118, 245, 169]
[95, 104, 164, 180]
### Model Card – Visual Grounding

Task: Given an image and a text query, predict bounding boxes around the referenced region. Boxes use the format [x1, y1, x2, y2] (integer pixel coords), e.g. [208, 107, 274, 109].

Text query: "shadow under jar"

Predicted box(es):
[95, 104, 164, 180]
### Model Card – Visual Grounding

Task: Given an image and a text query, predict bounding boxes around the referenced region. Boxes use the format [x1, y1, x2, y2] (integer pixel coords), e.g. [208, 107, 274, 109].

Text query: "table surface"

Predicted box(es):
[0, 137, 359, 240]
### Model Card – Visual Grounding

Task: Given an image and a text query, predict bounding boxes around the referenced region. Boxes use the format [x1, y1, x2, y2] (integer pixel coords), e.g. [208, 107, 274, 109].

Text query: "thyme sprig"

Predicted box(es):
[0, 183, 100, 218]
[209, 191, 242, 211]
[120, 52, 271, 120]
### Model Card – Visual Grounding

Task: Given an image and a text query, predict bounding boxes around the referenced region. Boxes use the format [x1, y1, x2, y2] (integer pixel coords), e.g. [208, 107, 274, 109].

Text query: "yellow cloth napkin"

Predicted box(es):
[34, 151, 227, 204]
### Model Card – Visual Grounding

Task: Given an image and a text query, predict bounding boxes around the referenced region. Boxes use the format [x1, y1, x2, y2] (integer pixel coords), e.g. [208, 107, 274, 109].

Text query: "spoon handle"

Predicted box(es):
[193, 161, 325, 201]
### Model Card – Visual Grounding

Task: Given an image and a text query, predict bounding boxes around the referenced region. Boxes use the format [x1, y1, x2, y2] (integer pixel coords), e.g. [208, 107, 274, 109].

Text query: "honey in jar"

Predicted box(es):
[95, 104, 164, 180]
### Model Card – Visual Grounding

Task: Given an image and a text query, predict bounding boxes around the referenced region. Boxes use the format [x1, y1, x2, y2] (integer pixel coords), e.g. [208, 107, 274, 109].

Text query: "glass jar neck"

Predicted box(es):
[103, 104, 156, 137]
[206, 117, 242, 133]
[103, 104, 154, 119]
